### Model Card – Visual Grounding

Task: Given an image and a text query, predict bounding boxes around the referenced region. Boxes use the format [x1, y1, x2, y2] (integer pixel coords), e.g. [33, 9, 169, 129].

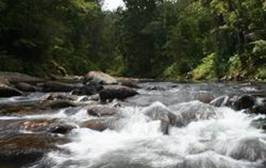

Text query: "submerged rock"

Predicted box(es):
[227, 137, 266, 162]
[100, 85, 138, 102]
[0, 133, 68, 167]
[85, 71, 117, 85]
[0, 119, 76, 135]
[46, 100, 77, 109]
[176, 152, 258, 168]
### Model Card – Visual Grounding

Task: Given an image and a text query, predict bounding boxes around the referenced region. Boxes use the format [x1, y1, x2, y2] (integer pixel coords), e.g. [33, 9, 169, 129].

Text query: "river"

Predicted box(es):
[1, 82, 266, 168]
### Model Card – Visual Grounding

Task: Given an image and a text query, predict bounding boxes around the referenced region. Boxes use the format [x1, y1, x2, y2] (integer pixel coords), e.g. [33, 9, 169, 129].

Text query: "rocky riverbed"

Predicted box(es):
[0, 71, 266, 168]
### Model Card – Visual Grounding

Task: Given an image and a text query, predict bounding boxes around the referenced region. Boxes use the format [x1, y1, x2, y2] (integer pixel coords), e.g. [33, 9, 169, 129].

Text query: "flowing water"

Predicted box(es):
[1, 82, 266, 168]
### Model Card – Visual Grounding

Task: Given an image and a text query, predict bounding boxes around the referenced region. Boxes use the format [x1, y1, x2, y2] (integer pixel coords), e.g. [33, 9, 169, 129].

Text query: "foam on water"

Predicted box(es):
[35, 100, 266, 168]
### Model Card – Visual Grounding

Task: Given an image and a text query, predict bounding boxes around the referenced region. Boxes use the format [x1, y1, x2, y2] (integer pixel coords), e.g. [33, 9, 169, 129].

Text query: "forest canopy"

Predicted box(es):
[0, 0, 265, 80]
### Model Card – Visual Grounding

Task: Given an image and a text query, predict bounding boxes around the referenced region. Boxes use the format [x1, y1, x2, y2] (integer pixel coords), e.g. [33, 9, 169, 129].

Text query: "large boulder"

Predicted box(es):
[0, 83, 23, 97]
[99, 85, 138, 102]
[85, 71, 117, 85]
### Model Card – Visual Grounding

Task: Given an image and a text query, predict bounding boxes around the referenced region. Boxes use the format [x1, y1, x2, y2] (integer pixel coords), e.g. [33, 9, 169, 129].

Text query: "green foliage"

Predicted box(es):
[162, 63, 181, 80]
[255, 67, 266, 80]
[0, 0, 117, 76]
[0, 0, 265, 81]
[192, 53, 217, 80]
[226, 54, 243, 80]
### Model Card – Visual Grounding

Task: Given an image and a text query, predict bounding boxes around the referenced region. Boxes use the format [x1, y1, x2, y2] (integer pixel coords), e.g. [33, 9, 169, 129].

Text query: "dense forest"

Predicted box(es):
[0, 0, 265, 80]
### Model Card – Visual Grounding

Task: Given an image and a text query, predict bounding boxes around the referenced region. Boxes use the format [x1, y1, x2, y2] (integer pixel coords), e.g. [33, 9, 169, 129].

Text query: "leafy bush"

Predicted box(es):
[192, 53, 216, 80]
[226, 54, 243, 80]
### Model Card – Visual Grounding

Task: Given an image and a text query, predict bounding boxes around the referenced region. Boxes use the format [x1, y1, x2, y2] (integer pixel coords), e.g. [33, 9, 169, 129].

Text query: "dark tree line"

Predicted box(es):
[0, 0, 265, 80]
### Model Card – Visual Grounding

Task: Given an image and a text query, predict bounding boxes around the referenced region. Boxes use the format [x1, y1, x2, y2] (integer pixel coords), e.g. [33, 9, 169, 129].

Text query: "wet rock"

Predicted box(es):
[251, 104, 266, 114]
[227, 137, 266, 162]
[80, 117, 118, 131]
[0, 105, 40, 116]
[72, 82, 103, 96]
[0, 77, 10, 85]
[87, 105, 118, 117]
[46, 93, 78, 101]
[0, 119, 76, 135]
[39, 81, 81, 92]
[116, 77, 140, 88]
[49, 74, 84, 84]
[48, 124, 77, 134]
[249, 97, 266, 114]
[210, 95, 231, 107]
[196, 93, 215, 104]
[0, 72, 44, 84]
[143, 102, 177, 134]
[15, 82, 41, 92]
[143, 102, 177, 125]
[0, 133, 68, 167]
[176, 152, 256, 168]
[0, 83, 23, 97]
[85, 71, 117, 85]
[0, 99, 78, 116]
[99, 85, 138, 102]
[233, 95, 256, 110]
[172, 101, 217, 126]
[46, 100, 77, 109]
[80, 119, 109, 131]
